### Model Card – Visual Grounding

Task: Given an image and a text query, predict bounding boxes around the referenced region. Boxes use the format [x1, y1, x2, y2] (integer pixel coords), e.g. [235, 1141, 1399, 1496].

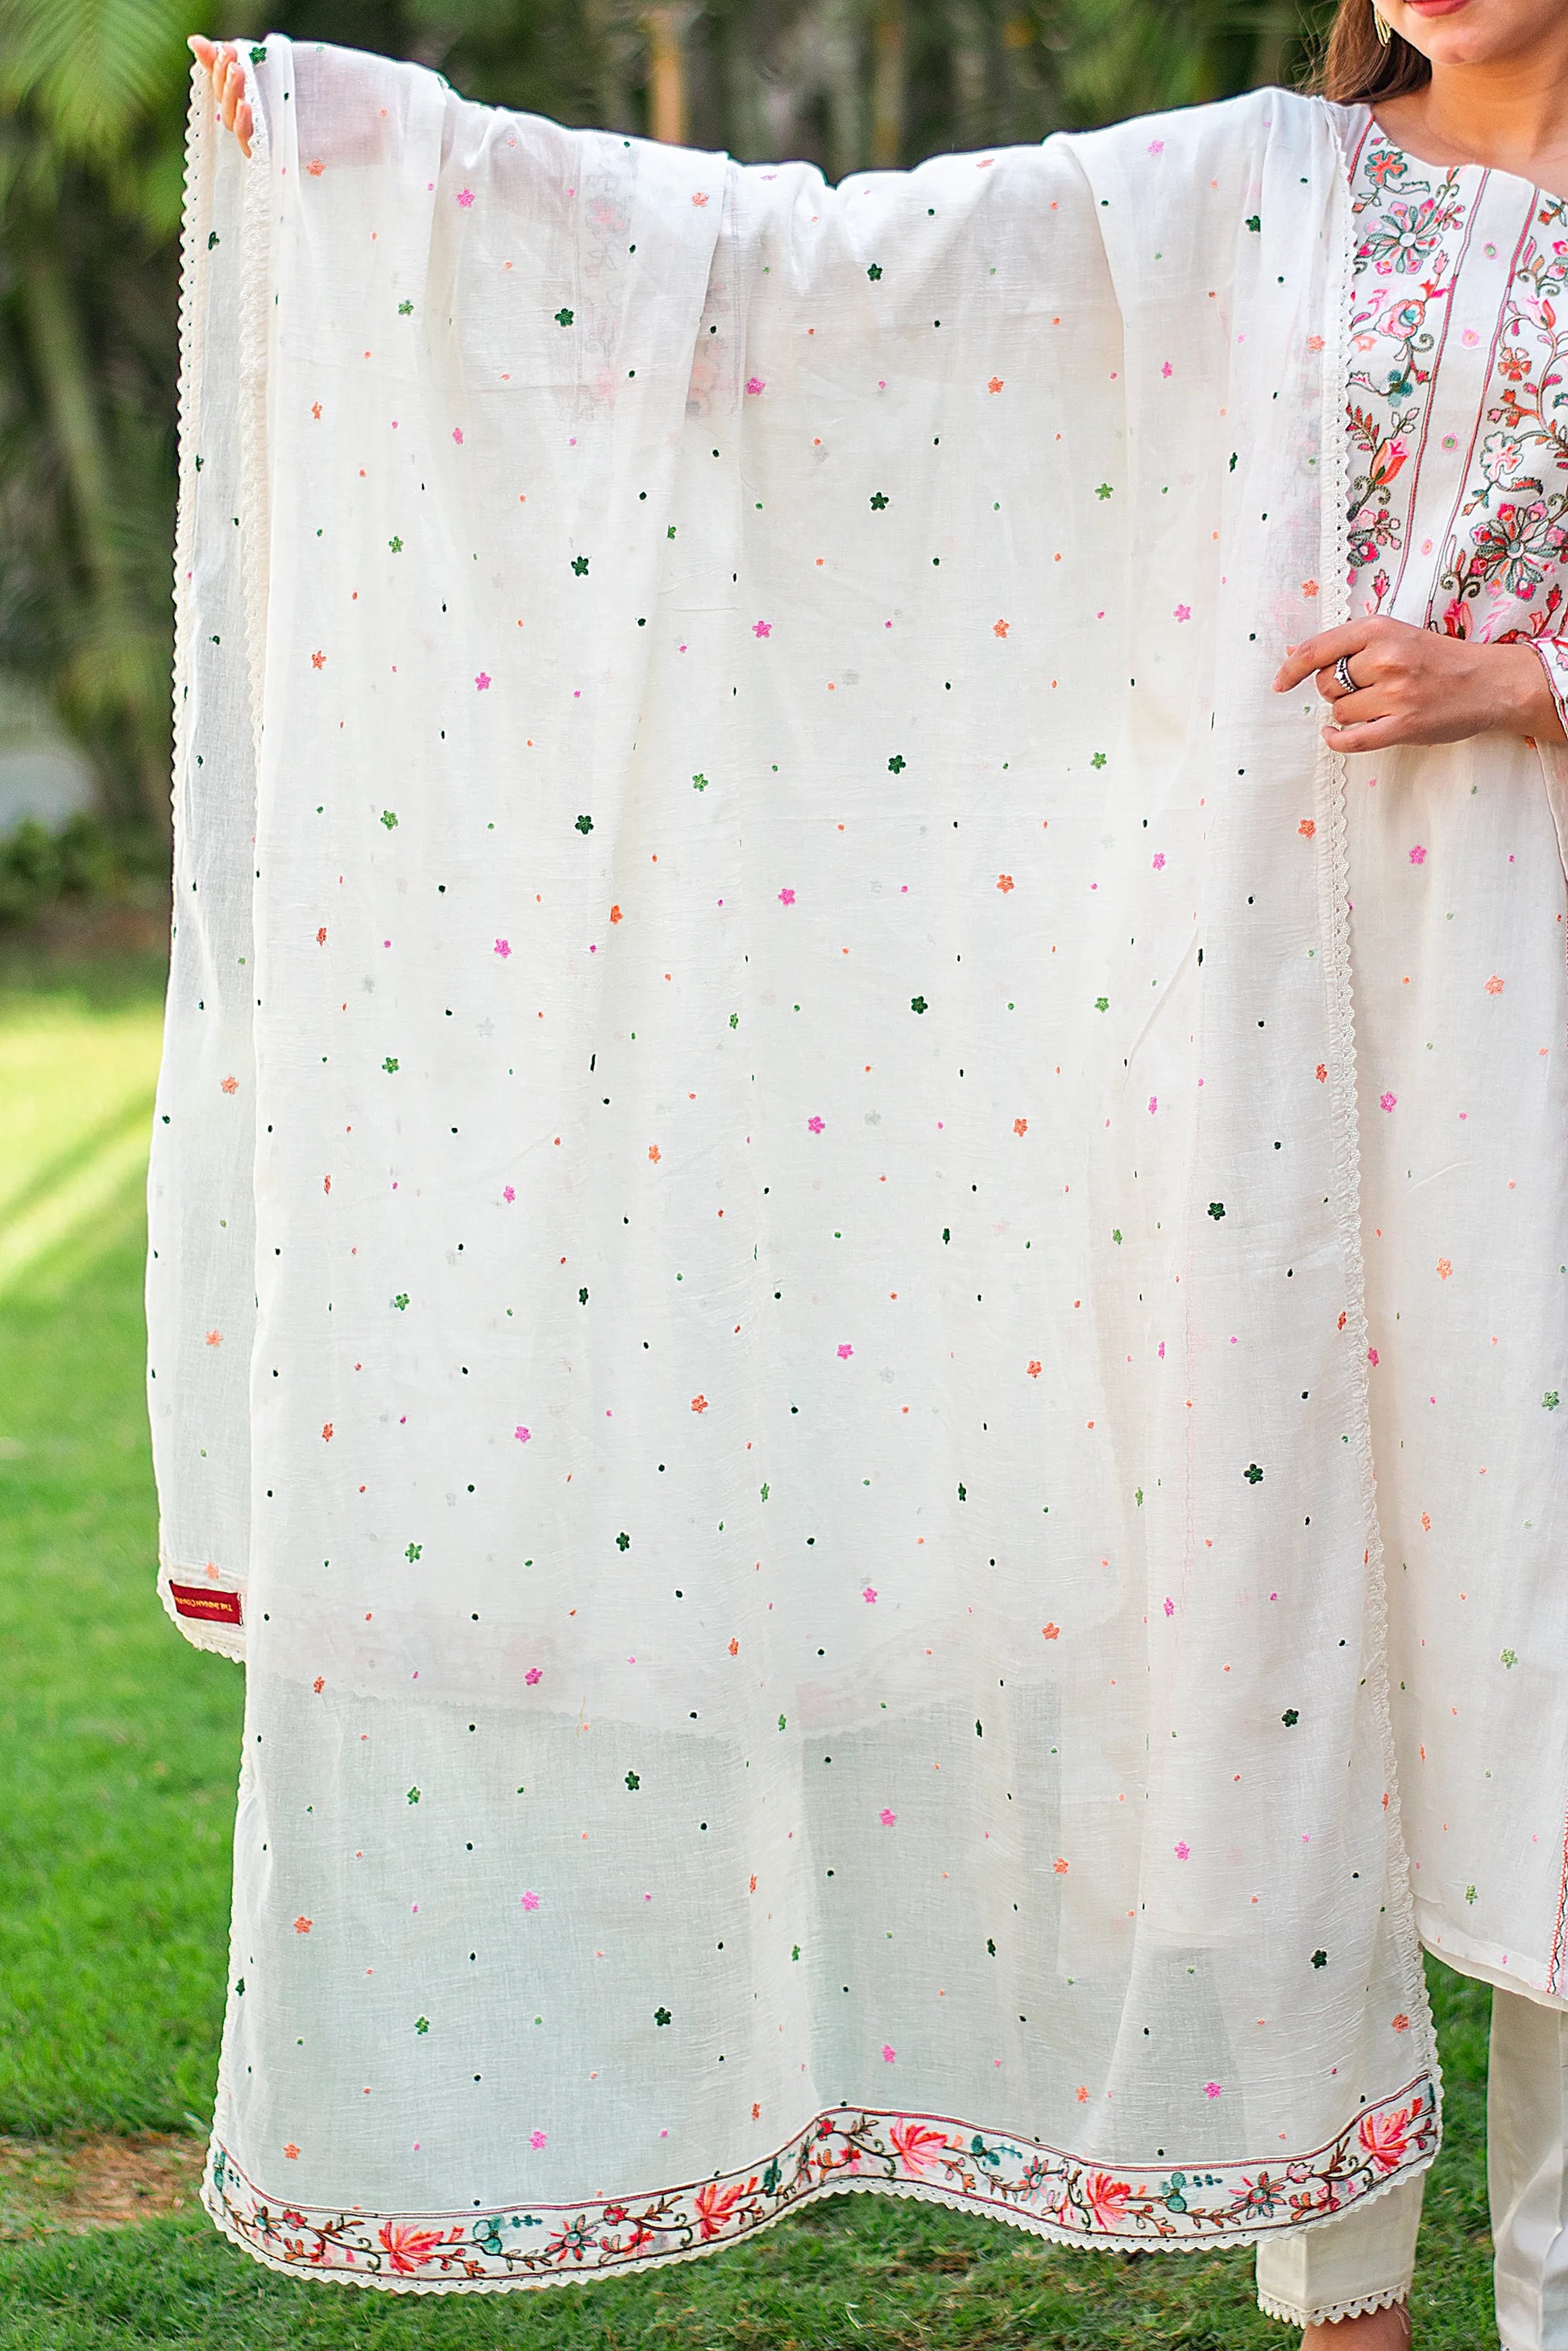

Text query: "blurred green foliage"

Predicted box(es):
[0, 0, 1334, 852]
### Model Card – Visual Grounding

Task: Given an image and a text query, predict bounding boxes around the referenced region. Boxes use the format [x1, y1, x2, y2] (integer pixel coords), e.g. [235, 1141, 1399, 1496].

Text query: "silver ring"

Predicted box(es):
[1334, 653, 1358, 695]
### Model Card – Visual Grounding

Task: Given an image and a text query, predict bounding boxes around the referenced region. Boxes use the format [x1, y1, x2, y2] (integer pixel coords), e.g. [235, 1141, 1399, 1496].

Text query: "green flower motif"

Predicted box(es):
[1501, 1648, 1518, 1668]
[571, 555, 590, 576]
[398, 299, 414, 316]
[414, 2016, 429, 2034]
[957, 1482, 966, 1501]
[985, 1938, 996, 1955]
[405, 1541, 422, 1561]
[691, 772, 708, 790]
[1209, 1202, 1226, 1219]
[1095, 483, 1114, 500]
[1311, 1948, 1328, 1968]
[625, 1769, 640, 1790]
[1244, 1462, 1263, 1484]
[383, 1056, 400, 1073]
[1112, 1228, 1122, 1245]
[653, 2006, 671, 2026]
[1465, 1885, 1478, 1905]
[869, 491, 890, 511]
[616, 1531, 631, 1552]
[1245, 214, 1261, 232]
[887, 753, 906, 773]
[392, 1293, 409, 1310]
[760, 1481, 769, 1500]
[1544, 1391, 1560, 1410]
[555, 307, 575, 326]
[911, 995, 927, 1014]
[866, 263, 882, 280]
[666, 525, 677, 539]
[1094, 996, 1110, 1012]
[407, 1785, 421, 1803]
[575, 814, 594, 835]
[388, 536, 404, 553]
[789, 1947, 799, 1964]
[249, 43, 267, 63]
[579, 1286, 588, 1304]
[778, 1712, 787, 1731]
[1090, 752, 1107, 769]
[1134, 1484, 1143, 1506]
[380, 809, 399, 828]
[1282, 1709, 1300, 1726]
[728, 1011, 739, 1028]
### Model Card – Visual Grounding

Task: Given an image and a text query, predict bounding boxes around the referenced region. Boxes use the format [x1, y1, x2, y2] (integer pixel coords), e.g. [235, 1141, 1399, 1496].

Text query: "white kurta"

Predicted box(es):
[144, 39, 1541, 2289]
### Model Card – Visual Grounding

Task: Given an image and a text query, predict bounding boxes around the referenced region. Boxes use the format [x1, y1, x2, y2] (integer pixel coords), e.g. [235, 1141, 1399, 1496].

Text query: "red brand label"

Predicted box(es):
[169, 1580, 243, 1626]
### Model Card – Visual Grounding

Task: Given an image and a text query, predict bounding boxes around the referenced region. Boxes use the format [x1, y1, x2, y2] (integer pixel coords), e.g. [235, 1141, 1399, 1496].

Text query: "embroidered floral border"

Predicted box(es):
[204, 2075, 1438, 2290]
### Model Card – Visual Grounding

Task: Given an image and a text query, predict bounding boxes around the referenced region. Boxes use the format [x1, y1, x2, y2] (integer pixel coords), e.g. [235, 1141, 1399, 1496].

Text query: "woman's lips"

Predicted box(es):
[1400, 0, 1474, 15]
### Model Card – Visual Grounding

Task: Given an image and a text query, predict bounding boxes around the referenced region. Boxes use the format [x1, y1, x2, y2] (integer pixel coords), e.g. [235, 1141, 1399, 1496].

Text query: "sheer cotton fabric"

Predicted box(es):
[147, 39, 1446, 2290]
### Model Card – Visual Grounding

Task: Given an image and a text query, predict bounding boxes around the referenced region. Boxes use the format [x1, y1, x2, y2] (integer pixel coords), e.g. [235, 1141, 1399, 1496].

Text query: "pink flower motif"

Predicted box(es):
[1367, 1347, 1379, 1366]
[1408, 843, 1425, 864]
[380, 2221, 446, 2274]
[475, 671, 491, 690]
[837, 1341, 852, 1358]
[1174, 1840, 1191, 1860]
[1163, 1597, 1174, 1617]
[778, 886, 796, 906]
[890, 2119, 952, 2172]
[1147, 1094, 1158, 1114]
[1379, 1091, 1397, 1112]
[879, 1808, 896, 1825]
[1204, 2081, 1222, 2100]
[457, 189, 475, 208]
[753, 620, 772, 638]
[1161, 360, 1173, 376]
[494, 938, 511, 957]
[503, 1184, 516, 1203]
[452, 427, 464, 444]
[1151, 852, 1166, 869]
[881, 2043, 896, 2063]
[807, 1114, 825, 1134]
[863, 1586, 877, 1603]
[521, 1889, 540, 1910]
[514, 1424, 531, 1442]
[745, 376, 766, 395]
[529, 2128, 547, 2149]
[1174, 604, 1191, 622]
[1084, 2172, 1132, 2229]
[1148, 139, 1164, 155]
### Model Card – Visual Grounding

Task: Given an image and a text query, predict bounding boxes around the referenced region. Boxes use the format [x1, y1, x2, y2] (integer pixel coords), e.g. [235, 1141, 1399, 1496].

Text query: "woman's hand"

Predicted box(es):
[1272, 615, 1566, 750]
[187, 35, 254, 159]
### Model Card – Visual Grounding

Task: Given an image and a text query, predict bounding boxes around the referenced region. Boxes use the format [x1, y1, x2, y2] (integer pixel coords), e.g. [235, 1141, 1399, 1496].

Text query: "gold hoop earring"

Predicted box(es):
[1372, 3, 1393, 44]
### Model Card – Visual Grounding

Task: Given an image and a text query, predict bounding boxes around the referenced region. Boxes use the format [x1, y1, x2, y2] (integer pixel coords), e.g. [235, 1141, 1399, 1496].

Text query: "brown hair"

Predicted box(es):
[1306, 0, 1432, 102]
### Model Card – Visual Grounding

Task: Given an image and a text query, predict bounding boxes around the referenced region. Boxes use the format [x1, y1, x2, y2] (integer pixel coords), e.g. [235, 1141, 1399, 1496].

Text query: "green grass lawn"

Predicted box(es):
[0, 949, 1502, 2346]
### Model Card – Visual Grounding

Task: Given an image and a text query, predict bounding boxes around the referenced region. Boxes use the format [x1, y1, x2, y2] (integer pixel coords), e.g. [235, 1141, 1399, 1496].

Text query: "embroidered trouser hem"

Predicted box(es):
[1254, 1984, 1568, 2343]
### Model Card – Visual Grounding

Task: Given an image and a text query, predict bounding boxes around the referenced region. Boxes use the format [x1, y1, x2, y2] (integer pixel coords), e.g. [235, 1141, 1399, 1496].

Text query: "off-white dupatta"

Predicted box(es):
[148, 35, 1440, 2289]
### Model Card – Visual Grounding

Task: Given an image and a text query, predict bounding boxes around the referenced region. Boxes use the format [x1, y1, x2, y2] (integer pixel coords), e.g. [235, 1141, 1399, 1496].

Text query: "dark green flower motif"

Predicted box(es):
[383, 1056, 400, 1073]
[575, 814, 593, 835]
[398, 300, 414, 316]
[975, 1719, 984, 1737]
[1095, 483, 1114, 500]
[654, 2006, 671, 2026]
[625, 1770, 640, 1789]
[790, 1947, 799, 1963]
[571, 555, 590, 576]
[1090, 752, 1107, 769]
[1282, 1709, 1299, 1726]
[667, 525, 677, 539]
[249, 44, 267, 62]
[762, 2158, 782, 2193]
[942, 1226, 950, 1242]
[388, 537, 403, 553]
[392, 1293, 409, 1310]
[911, 995, 927, 1014]
[1230, 451, 1238, 471]
[1208, 1202, 1226, 1219]
[579, 1287, 588, 1304]
[1244, 1462, 1263, 1483]
[1311, 1949, 1328, 1968]
[616, 1531, 631, 1552]
[1246, 214, 1261, 232]
[405, 1541, 422, 1561]
[778, 1712, 787, 1731]
[407, 1785, 421, 1803]
[1112, 1228, 1122, 1245]
[869, 492, 890, 511]
[1094, 996, 1110, 1012]
[380, 809, 399, 828]
[729, 1011, 739, 1028]
[957, 1482, 966, 1501]
[1544, 1391, 1560, 1410]
[985, 1937, 995, 1955]
[866, 263, 883, 280]
[691, 773, 708, 790]
[555, 307, 575, 325]
[887, 753, 906, 772]
[414, 2016, 429, 2034]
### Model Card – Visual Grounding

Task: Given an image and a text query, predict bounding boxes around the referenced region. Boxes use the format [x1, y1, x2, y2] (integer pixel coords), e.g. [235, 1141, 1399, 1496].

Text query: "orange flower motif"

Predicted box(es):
[1013, 1117, 1027, 1137]
[205, 1329, 222, 1347]
[1084, 2171, 1133, 2229]
[323, 1175, 331, 1193]
[305, 158, 325, 176]
[751, 2101, 761, 2119]
[1317, 1064, 1328, 1084]
[1075, 2085, 1089, 2103]
[987, 377, 1004, 393]
[1484, 973, 1504, 995]
[310, 650, 326, 670]
[1053, 1856, 1069, 1874]
[609, 904, 622, 924]
[997, 873, 1014, 892]
[316, 926, 328, 944]
[1392, 2013, 1411, 2032]
[294, 1915, 313, 1934]
[1437, 1257, 1452, 1281]
[1301, 579, 1320, 597]
[749, 1873, 757, 1891]
[728, 1636, 739, 1655]
[1043, 1622, 1060, 1640]
[311, 402, 321, 421]
[648, 1144, 661, 1163]
[691, 191, 710, 207]
[220, 1075, 239, 1094]
[1298, 819, 1315, 838]
[284, 2143, 300, 2160]
[322, 1423, 334, 1442]
[1421, 1511, 1431, 1531]
[993, 619, 1010, 638]
[693, 2177, 743, 2236]
[1359, 2096, 1424, 2175]
[379, 2220, 446, 2272]
[1027, 1359, 1042, 1379]
[890, 2118, 952, 2173]
[691, 1393, 709, 1414]
[1307, 334, 1325, 352]
[313, 1676, 325, 1694]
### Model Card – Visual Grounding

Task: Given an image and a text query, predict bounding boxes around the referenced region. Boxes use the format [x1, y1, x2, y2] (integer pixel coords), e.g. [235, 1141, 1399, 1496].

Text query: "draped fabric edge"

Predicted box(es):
[166, 48, 1446, 2287]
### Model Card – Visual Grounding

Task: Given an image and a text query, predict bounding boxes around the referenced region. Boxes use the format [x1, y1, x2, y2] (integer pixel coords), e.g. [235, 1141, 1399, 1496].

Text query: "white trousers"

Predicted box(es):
[1255, 1987, 1568, 2344]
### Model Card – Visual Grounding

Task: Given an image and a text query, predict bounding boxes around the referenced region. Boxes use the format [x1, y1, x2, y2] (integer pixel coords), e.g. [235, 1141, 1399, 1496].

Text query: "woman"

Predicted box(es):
[180, 7, 1567, 2345]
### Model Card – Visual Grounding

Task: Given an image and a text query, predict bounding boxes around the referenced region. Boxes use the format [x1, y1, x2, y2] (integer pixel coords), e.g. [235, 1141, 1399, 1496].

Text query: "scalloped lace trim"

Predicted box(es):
[1258, 2281, 1409, 2327]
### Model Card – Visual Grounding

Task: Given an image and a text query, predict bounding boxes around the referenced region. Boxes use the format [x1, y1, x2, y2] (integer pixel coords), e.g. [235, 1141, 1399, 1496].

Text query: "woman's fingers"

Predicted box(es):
[236, 97, 253, 160]
[1322, 714, 1405, 752]
[1272, 622, 1379, 695]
